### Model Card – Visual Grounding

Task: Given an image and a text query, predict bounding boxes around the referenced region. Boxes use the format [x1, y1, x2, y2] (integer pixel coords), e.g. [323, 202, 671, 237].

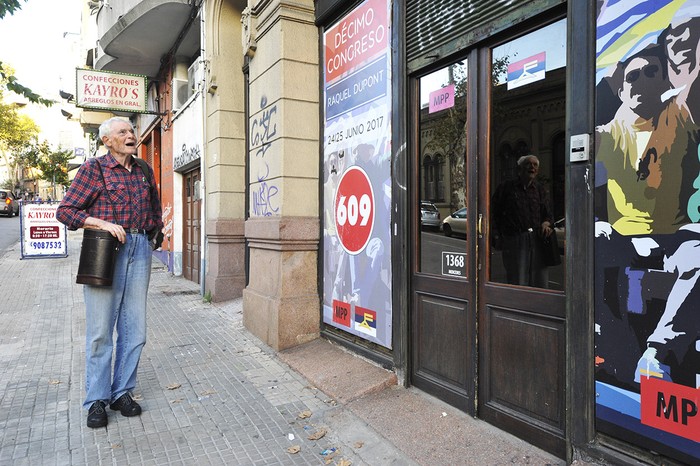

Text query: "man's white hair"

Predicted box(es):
[98, 117, 133, 139]
[517, 154, 539, 166]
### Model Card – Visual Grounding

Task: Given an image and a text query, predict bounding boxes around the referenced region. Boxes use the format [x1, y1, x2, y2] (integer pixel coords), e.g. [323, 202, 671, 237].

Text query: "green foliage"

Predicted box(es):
[426, 56, 511, 157]
[425, 64, 468, 157]
[0, 0, 24, 19]
[0, 81, 40, 189]
[16, 141, 73, 188]
[0, 104, 39, 153]
[203, 290, 212, 304]
[1, 67, 54, 106]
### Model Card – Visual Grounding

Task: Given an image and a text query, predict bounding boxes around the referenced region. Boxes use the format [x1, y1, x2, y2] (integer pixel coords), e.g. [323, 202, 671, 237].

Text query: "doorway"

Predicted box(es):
[410, 18, 567, 456]
[183, 168, 201, 283]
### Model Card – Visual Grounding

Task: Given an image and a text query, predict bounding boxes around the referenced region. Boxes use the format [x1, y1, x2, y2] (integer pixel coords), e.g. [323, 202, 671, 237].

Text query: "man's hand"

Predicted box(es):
[85, 217, 126, 244]
[541, 221, 553, 238]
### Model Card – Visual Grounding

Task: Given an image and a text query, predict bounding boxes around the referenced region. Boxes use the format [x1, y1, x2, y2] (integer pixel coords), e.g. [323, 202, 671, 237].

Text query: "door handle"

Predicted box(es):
[478, 213, 483, 238]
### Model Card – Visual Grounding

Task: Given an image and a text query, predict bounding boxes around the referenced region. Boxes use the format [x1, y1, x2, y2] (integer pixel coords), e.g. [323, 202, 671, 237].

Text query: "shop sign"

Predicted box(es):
[20, 202, 67, 259]
[172, 93, 203, 172]
[75, 68, 147, 113]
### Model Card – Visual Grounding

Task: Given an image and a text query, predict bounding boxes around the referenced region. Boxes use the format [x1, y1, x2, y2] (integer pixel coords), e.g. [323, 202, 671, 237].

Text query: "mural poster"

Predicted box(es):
[595, 1, 700, 462]
[322, 0, 392, 348]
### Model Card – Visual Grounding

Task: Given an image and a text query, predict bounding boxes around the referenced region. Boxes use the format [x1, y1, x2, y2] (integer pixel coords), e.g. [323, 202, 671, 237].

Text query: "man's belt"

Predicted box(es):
[127, 228, 147, 234]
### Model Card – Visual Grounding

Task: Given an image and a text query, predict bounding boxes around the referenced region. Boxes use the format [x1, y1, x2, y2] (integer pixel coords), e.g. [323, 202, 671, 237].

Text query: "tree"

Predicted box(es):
[421, 57, 511, 209]
[15, 140, 73, 196]
[0, 0, 23, 18]
[0, 76, 40, 190]
[0, 0, 54, 106]
[0, 112, 39, 190]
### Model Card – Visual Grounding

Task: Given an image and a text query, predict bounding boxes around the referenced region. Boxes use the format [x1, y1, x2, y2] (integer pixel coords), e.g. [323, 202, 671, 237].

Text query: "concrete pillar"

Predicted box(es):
[204, 0, 247, 301]
[242, 0, 320, 350]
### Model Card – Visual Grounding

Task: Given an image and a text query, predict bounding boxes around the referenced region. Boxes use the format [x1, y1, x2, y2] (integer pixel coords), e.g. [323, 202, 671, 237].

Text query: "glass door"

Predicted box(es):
[411, 57, 476, 413]
[478, 18, 567, 457]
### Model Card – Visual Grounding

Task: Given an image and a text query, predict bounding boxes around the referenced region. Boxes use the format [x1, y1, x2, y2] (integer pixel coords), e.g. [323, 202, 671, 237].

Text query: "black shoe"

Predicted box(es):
[110, 393, 142, 417]
[87, 401, 108, 428]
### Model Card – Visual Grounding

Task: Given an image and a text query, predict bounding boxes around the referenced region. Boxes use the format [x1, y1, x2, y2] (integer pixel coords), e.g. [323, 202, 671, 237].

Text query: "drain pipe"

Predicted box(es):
[199, 0, 207, 297]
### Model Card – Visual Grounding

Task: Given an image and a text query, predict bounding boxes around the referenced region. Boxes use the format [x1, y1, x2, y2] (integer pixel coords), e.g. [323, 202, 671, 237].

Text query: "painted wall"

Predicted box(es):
[594, 0, 700, 462]
[172, 91, 203, 276]
[159, 64, 175, 272]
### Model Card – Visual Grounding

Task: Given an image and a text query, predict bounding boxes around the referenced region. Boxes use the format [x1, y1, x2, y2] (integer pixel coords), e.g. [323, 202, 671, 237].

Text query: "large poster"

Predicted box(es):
[595, 1, 700, 462]
[322, 0, 392, 348]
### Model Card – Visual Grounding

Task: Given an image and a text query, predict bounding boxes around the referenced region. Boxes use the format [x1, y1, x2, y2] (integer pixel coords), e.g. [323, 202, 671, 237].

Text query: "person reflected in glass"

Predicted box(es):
[492, 154, 554, 288]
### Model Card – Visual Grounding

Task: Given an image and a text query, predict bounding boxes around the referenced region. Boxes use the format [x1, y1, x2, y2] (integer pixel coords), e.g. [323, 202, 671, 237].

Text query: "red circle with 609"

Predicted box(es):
[334, 165, 375, 255]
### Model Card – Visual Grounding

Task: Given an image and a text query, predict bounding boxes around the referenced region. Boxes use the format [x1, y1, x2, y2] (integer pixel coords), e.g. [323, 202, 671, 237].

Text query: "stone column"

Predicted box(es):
[242, 0, 320, 350]
[204, 0, 247, 301]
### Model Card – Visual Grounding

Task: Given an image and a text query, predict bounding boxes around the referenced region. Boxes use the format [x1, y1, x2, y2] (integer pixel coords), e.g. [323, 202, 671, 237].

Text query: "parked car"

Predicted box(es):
[0, 189, 19, 217]
[420, 201, 441, 230]
[442, 207, 467, 237]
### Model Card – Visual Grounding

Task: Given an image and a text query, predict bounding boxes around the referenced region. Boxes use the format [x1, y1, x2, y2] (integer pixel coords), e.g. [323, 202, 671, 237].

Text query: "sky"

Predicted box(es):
[0, 0, 84, 149]
[1, 0, 82, 95]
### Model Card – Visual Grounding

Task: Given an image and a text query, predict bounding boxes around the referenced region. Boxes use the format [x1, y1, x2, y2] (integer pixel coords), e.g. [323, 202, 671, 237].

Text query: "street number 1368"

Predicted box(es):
[336, 194, 371, 227]
[445, 254, 464, 267]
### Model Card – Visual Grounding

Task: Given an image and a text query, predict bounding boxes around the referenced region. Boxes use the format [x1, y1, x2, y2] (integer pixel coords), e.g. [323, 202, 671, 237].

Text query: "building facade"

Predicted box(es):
[83, 0, 699, 463]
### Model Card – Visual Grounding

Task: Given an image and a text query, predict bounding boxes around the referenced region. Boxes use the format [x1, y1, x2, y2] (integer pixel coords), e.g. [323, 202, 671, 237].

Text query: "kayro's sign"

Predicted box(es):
[75, 68, 147, 113]
[20, 202, 67, 259]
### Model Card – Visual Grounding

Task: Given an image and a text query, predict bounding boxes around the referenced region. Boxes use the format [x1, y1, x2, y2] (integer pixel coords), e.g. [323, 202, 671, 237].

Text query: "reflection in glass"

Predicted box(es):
[418, 61, 468, 276]
[488, 19, 567, 291]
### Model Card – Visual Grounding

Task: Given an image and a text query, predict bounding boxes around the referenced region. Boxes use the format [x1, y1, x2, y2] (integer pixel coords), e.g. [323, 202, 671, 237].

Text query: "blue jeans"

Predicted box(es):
[83, 233, 152, 409]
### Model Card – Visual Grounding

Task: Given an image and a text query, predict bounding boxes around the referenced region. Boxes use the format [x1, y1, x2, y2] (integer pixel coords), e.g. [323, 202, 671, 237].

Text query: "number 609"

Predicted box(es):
[336, 194, 371, 227]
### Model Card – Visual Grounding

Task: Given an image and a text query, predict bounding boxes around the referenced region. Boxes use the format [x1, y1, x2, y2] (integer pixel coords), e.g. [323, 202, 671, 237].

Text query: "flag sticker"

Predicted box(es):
[507, 52, 546, 90]
[354, 307, 377, 337]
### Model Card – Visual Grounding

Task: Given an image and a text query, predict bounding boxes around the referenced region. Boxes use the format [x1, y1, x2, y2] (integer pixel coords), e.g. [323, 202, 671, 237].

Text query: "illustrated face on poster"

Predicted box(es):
[595, 1, 700, 460]
[321, 0, 393, 349]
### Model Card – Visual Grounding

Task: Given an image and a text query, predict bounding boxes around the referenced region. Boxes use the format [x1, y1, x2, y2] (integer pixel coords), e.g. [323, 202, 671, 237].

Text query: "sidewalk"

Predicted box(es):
[0, 230, 566, 465]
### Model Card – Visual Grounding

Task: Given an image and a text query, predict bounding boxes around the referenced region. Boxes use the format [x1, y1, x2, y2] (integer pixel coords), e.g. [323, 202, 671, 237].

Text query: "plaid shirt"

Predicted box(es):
[57, 153, 163, 232]
[492, 178, 552, 236]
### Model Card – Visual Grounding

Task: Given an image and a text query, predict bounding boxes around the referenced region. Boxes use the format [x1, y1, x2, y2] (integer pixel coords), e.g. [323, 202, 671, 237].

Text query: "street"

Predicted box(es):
[0, 214, 19, 252]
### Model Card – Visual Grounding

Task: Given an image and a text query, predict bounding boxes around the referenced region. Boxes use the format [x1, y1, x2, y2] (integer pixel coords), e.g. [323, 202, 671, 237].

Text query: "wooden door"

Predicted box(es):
[410, 17, 568, 458]
[183, 169, 201, 283]
[411, 54, 476, 414]
[477, 18, 567, 457]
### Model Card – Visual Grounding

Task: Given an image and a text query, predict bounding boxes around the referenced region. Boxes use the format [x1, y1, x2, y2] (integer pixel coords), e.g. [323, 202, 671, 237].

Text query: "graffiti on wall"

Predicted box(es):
[161, 202, 173, 239]
[173, 143, 201, 171]
[595, 0, 700, 461]
[250, 96, 279, 216]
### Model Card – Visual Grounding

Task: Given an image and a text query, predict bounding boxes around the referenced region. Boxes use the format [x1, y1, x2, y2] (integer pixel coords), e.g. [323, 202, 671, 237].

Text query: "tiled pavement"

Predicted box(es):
[0, 231, 411, 465]
[0, 228, 566, 466]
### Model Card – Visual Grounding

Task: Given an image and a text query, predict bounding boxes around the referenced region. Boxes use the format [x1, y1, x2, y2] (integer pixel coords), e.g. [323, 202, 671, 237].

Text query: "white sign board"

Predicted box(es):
[20, 202, 68, 258]
[75, 68, 147, 113]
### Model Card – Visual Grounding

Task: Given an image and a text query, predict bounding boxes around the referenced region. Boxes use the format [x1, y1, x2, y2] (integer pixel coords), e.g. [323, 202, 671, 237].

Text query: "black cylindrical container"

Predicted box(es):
[76, 229, 120, 286]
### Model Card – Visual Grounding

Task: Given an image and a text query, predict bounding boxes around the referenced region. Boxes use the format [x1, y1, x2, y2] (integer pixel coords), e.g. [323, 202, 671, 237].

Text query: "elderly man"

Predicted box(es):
[492, 154, 554, 288]
[57, 117, 163, 428]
